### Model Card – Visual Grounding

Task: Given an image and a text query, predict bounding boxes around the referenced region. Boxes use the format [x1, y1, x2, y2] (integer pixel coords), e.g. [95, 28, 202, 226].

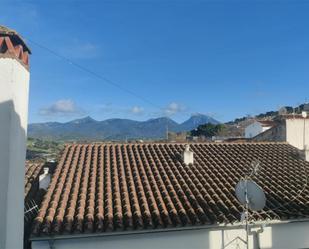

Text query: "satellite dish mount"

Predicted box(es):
[235, 161, 266, 249]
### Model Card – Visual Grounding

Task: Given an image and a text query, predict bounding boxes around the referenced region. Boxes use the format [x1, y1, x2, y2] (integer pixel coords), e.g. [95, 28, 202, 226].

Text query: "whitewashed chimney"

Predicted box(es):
[39, 167, 51, 190]
[0, 25, 31, 249]
[183, 144, 194, 165]
[302, 111, 308, 119]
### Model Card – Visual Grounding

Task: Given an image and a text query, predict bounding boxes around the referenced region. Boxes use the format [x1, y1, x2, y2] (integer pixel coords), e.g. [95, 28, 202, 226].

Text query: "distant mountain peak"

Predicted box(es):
[179, 113, 220, 131]
[69, 116, 97, 124]
[28, 114, 220, 141]
[147, 116, 176, 122]
[186, 113, 218, 122]
[191, 112, 205, 117]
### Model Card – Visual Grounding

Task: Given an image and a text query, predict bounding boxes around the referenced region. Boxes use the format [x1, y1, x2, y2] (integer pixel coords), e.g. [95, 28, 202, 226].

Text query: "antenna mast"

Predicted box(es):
[302, 111, 307, 149]
[244, 178, 249, 249]
[234, 160, 265, 249]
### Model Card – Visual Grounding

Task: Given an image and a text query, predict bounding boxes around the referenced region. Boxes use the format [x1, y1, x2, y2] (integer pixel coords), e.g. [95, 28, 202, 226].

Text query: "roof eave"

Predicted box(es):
[29, 218, 309, 242]
[0, 30, 31, 53]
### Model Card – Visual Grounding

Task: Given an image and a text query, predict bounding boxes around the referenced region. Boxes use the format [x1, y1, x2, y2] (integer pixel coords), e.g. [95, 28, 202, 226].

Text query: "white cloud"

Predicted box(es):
[163, 102, 186, 116]
[130, 106, 144, 114]
[39, 99, 84, 117]
[98, 103, 145, 116]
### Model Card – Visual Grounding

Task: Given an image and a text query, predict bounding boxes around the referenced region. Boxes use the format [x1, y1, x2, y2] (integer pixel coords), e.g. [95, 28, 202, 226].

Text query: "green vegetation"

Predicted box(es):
[190, 123, 225, 138]
[27, 138, 65, 160]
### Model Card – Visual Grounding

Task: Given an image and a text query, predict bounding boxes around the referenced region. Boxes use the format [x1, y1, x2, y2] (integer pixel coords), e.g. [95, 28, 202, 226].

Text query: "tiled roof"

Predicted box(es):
[0, 24, 31, 53]
[25, 161, 45, 199]
[32, 143, 309, 237]
[0, 25, 18, 35]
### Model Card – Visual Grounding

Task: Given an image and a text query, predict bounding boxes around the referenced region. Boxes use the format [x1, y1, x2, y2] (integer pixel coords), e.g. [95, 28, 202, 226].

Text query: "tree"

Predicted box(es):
[190, 123, 225, 137]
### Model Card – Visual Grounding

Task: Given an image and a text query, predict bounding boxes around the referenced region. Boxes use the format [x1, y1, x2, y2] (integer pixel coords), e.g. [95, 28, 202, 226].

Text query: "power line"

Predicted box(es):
[27, 38, 163, 111]
[25, 38, 199, 138]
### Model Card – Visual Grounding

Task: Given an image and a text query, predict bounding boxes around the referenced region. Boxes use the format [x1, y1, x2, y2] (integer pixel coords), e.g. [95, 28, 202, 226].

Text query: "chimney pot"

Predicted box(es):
[184, 144, 194, 165]
[302, 111, 308, 119]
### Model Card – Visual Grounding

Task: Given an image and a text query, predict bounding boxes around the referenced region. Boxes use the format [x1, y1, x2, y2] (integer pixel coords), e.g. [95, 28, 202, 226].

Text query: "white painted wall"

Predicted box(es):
[286, 118, 309, 150]
[32, 221, 309, 249]
[245, 122, 263, 138]
[0, 58, 30, 249]
[184, 145, 194, 165]
[39, 169, 51, 190]
[245, 122, 272, 138]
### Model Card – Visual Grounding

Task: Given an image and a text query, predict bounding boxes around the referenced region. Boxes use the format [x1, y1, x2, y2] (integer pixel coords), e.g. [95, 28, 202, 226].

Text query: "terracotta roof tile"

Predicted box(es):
[32, 142, 309, 237]
[25, 161, 44, 199]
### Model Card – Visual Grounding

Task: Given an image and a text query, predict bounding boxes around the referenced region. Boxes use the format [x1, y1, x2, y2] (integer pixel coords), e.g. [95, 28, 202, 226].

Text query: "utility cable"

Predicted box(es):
[27, 38, 163, 111]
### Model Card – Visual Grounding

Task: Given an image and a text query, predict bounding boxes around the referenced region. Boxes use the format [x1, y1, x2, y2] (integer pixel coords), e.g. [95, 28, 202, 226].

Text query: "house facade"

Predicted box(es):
[32, 220, 309, 249]
[245, 121, 275, 139]
[253, 115, 309, 151]
[285, 116, 309, 150]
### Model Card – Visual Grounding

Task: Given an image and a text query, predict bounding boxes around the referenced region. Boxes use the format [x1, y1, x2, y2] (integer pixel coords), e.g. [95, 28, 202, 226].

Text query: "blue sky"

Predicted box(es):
[2, 0, 309, 123]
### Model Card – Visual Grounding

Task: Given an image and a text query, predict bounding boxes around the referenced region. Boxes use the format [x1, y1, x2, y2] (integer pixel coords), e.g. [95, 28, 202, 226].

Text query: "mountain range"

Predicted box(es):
[28, 114, 219, 141]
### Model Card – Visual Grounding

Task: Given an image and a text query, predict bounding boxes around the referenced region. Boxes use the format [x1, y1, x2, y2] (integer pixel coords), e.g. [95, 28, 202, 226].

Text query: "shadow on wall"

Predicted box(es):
[268, 202, 309, 249]
[269, 221, 309, 249]
[0, 100, 26, 249]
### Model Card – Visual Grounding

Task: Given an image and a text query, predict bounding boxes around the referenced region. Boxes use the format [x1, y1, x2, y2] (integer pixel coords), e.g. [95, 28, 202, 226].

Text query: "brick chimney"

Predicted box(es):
[0, 25, 31, 249]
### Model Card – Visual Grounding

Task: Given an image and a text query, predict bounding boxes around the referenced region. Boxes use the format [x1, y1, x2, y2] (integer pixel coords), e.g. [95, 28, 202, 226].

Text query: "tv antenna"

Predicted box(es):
[24, 199, 39, 222]
[234, 161, 266, 249]
[302, 111, 307, 150]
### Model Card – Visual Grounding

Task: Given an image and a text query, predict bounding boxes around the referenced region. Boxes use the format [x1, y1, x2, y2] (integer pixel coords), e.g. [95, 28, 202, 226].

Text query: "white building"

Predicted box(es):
[32, 221, 309, 249]
[285, 116, 309, 150]
[245, 120, 275, 139]
[0, 26, 31, 249]
[30, 143, 309, 249]
[253, 115, 309, 151]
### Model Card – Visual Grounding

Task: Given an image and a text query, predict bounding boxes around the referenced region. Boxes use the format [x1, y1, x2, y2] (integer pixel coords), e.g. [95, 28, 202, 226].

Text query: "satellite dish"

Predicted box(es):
[235, 180, 266, 211]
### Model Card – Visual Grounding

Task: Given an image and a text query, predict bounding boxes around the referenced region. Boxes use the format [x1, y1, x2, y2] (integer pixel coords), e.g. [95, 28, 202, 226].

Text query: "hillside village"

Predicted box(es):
[1, 9, 309, 249]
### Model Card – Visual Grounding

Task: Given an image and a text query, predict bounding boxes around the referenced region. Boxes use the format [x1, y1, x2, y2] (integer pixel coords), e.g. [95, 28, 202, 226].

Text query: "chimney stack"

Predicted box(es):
[0, 25, 31, 249]
[183, 144, 194, 165]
